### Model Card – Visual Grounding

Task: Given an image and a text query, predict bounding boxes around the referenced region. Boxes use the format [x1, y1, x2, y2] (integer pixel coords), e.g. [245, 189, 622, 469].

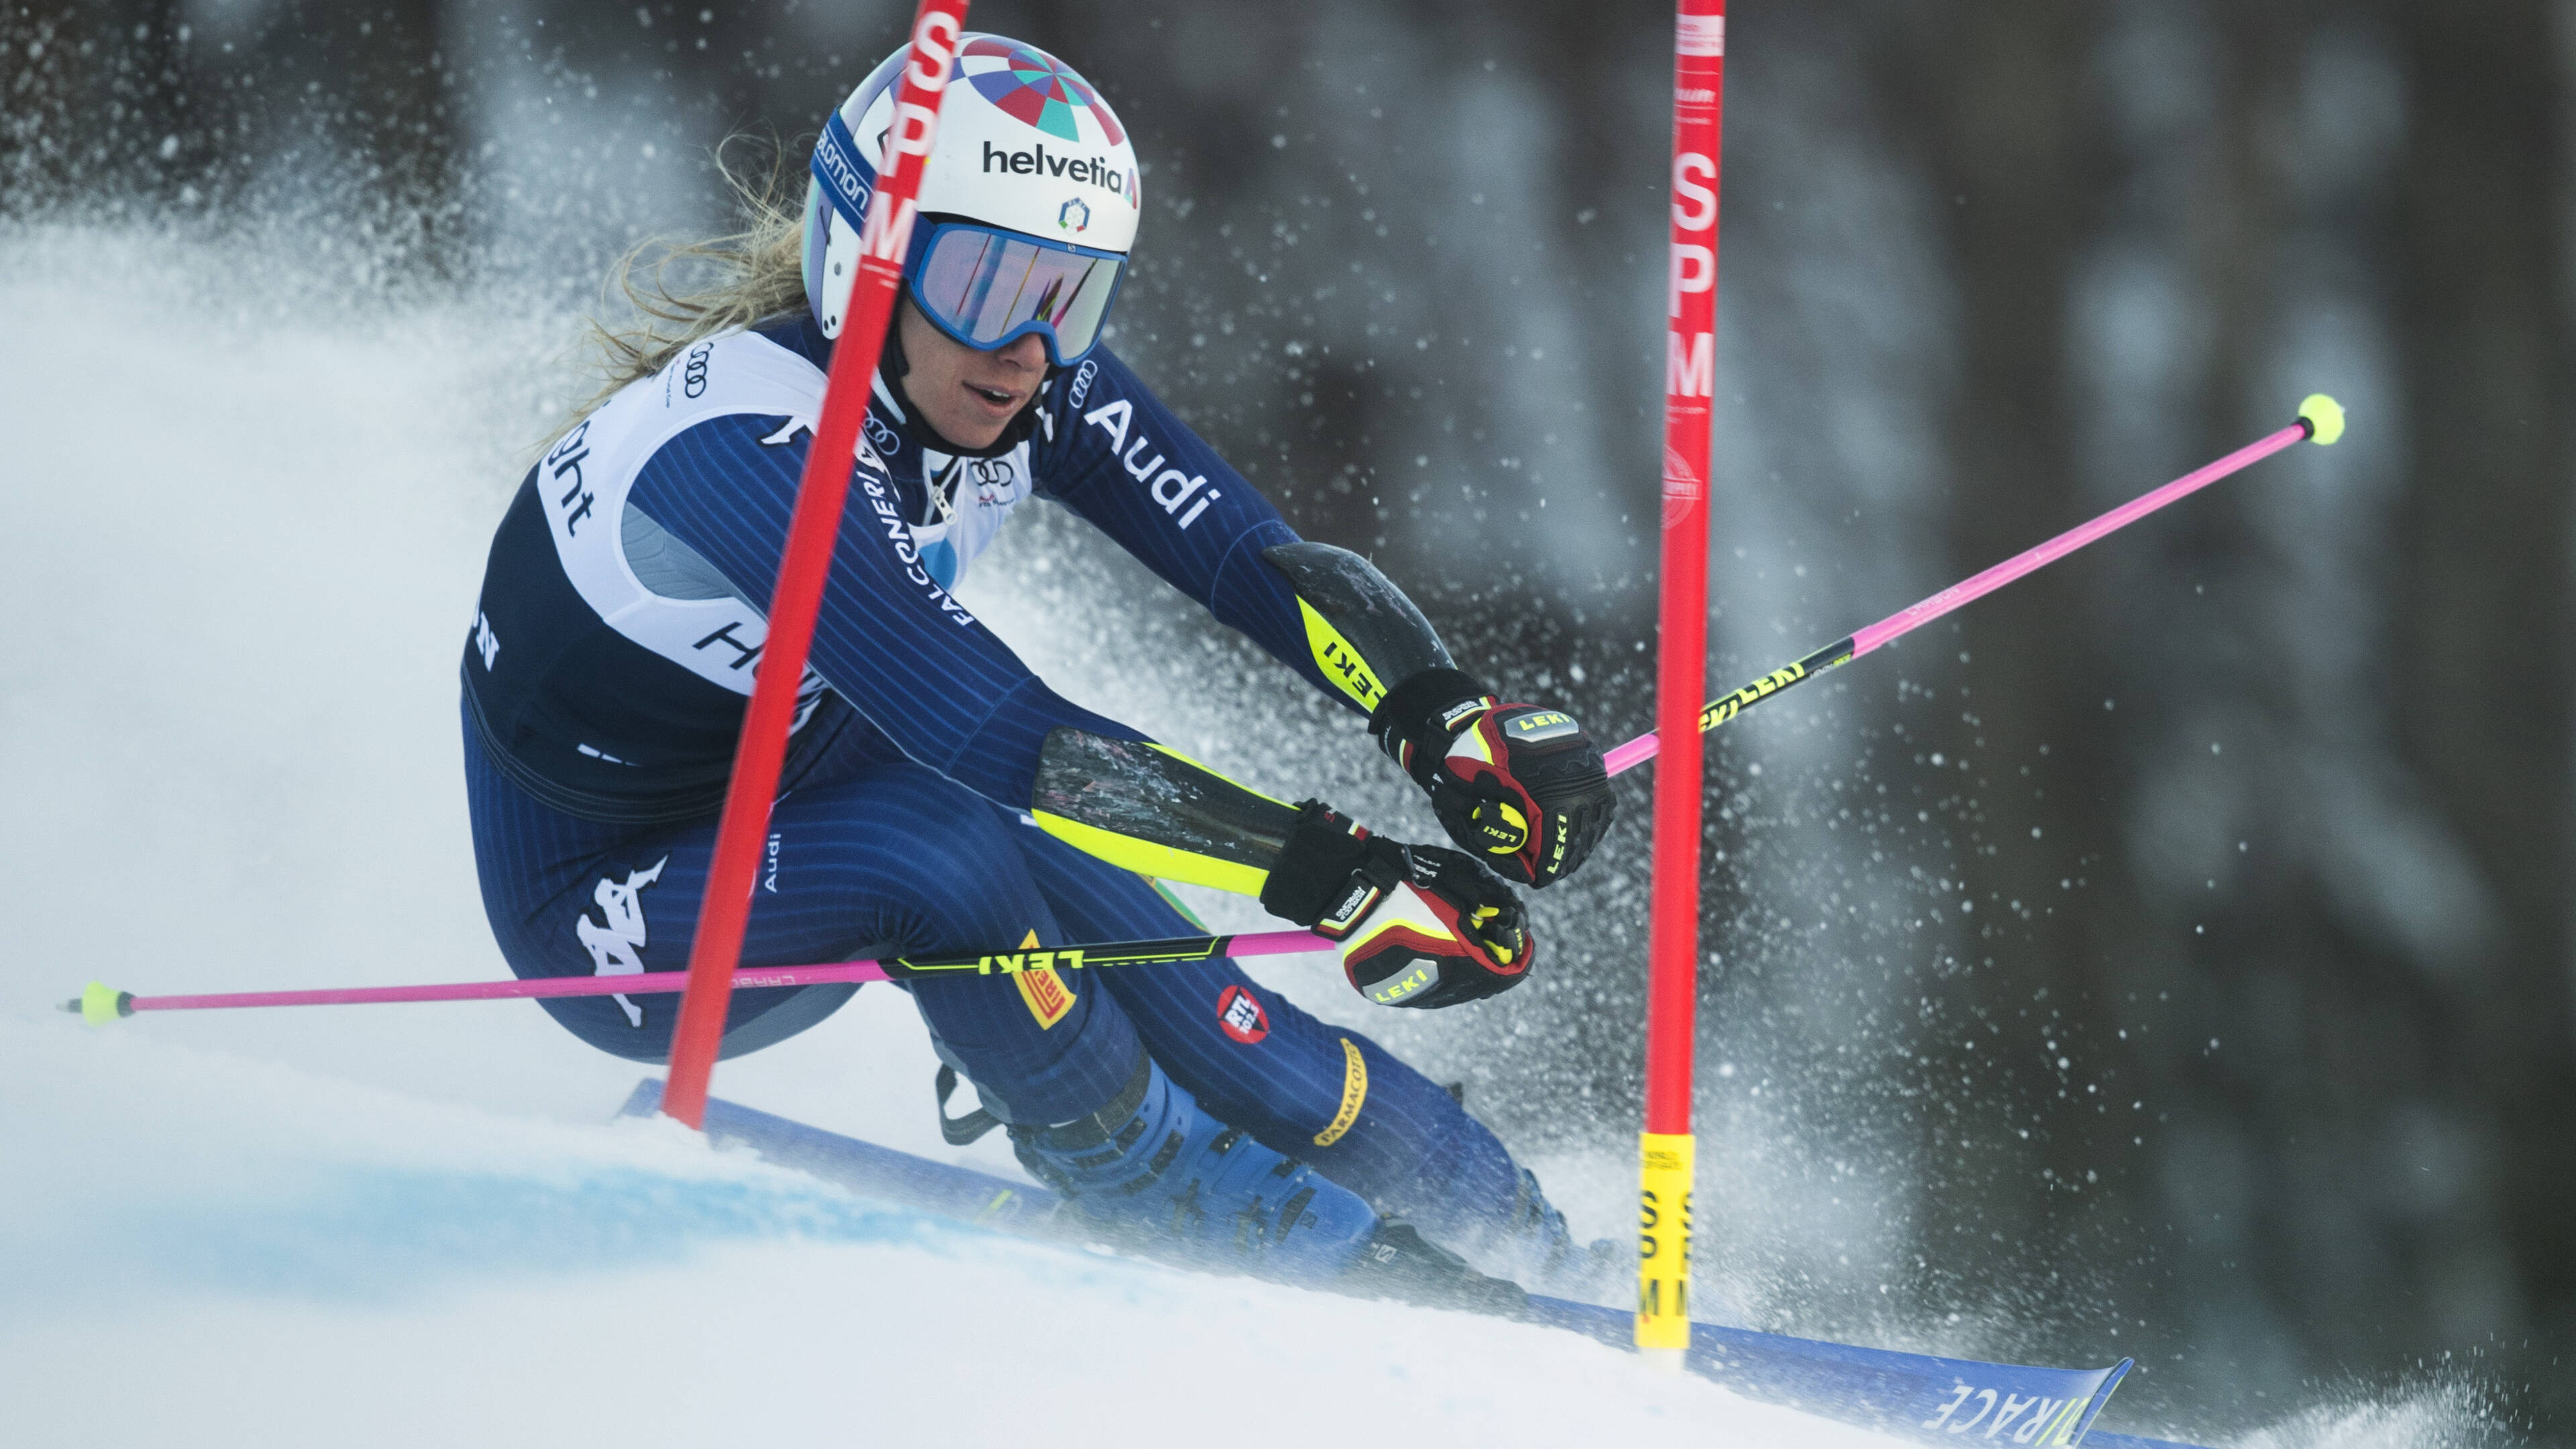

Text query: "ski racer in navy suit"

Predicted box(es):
[461, 34, 1620, 1303]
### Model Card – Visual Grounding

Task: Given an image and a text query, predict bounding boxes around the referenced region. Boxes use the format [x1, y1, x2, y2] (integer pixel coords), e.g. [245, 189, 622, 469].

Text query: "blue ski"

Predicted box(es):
[621, 1080, 2208, 1448]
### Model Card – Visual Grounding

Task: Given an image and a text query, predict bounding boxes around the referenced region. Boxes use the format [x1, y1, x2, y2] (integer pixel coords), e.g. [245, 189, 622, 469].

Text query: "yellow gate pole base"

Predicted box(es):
[1635, 1130, 1696, 1366]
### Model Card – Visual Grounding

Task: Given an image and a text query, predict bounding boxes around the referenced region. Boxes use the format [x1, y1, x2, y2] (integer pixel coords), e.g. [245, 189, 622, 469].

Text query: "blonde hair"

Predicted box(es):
[566, 136, 811, 425]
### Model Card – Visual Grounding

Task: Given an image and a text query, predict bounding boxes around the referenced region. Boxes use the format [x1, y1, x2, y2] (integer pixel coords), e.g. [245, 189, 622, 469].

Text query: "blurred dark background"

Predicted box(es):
[7, 0, 2569, 1439]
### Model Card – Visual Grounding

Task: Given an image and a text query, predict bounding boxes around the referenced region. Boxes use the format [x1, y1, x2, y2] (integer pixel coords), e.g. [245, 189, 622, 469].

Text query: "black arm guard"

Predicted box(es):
[1030, 728, 1300, 894]
[1260, 541, 1453, 714]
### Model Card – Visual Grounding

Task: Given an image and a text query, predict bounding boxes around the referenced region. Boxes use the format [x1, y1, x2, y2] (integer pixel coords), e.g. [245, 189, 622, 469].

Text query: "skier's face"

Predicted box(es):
[898, 299, 1049, 451]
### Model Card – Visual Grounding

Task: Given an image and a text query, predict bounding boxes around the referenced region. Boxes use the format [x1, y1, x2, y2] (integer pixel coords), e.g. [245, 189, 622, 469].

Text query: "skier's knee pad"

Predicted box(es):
[1010, 1050, 1380, 1280]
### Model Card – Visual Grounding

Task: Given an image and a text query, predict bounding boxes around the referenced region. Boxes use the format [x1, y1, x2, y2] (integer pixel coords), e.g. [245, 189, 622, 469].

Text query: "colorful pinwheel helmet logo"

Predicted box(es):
[962, 38, 1128, 148]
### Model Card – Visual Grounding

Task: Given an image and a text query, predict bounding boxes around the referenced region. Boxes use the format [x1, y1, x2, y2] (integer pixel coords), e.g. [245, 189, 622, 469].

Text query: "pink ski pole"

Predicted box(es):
[62, 397, 2339, 1023]
[1603, 396, 2345, 774]
[60, 929, 1337, 1024]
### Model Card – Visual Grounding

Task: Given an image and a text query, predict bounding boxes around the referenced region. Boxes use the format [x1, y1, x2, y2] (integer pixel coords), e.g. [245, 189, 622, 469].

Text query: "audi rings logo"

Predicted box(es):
[682, 341, 712, 398]
[967, 455, 1019, 504]
[863, 413, 902, 458]
[1066, 358, 1099, 410]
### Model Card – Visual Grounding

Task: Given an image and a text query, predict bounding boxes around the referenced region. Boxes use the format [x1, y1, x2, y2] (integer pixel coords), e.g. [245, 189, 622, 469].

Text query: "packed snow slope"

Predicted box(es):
[0, 227, 2504, 1447]
[7, 1016, 1917, 1449]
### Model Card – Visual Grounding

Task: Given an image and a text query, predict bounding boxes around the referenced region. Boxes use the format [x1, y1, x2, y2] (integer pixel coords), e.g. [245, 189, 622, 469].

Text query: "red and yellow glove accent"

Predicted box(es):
[1258, 801, 1536, 1010]
[1369, 668, 1615, 888]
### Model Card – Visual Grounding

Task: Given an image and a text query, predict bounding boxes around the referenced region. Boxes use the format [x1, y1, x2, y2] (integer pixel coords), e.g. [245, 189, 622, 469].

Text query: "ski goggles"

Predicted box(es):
[904, 219, 1127, 366]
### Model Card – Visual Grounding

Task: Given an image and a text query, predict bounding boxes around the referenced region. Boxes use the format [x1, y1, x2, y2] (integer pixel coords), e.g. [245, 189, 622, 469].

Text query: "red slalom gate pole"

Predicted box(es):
[1638, 0, 1725, 1361]
[659, 0, 972, 1131]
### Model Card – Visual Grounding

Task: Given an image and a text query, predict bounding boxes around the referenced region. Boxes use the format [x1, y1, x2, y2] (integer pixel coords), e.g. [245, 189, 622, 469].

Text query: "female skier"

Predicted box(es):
[461, 34, 1619, 1303]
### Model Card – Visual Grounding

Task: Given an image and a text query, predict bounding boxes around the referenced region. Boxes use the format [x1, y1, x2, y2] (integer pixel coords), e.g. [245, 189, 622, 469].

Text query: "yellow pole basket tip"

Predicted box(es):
[2298, 393, 2345, 446]
[80, 981, 131, 1027]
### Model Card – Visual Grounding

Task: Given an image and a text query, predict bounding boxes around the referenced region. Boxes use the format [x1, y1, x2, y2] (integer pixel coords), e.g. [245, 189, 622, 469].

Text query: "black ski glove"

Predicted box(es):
[1258, 801, 1536, 1010]
[1368, 667, 1615, 888]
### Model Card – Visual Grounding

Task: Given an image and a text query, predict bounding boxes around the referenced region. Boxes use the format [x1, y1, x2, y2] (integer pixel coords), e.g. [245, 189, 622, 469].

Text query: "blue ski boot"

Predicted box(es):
[1011, 1053, 1524, 1312]
[1012, 1051, 1379, 1280]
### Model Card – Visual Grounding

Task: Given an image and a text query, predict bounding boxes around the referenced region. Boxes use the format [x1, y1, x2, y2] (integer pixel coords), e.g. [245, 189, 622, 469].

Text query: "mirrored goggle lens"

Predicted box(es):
[913, 227, 1122, 360]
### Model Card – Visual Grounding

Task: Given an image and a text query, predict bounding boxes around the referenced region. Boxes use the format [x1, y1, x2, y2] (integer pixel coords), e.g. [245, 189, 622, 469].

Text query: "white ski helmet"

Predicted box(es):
[801, 34, 1140, 362]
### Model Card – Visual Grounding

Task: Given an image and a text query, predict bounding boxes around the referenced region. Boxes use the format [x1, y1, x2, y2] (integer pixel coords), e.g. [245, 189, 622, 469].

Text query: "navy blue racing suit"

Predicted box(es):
[459, 315, 1535, 1261]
